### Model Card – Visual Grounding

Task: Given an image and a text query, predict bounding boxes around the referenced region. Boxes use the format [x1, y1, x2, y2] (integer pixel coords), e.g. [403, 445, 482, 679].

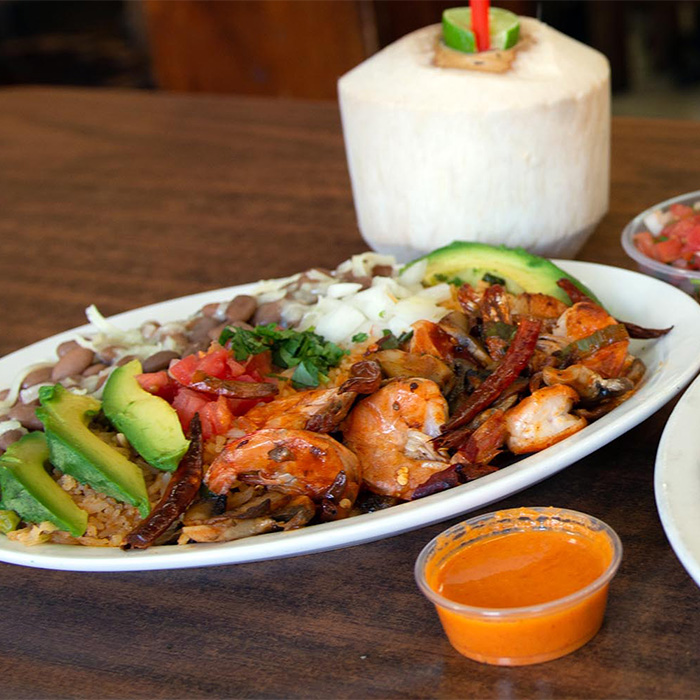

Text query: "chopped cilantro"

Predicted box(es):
[351, 332, 369, 343]
[218, 324, 347, 388]
[377, 329, 414, 350]
[434, 273, 464, 286]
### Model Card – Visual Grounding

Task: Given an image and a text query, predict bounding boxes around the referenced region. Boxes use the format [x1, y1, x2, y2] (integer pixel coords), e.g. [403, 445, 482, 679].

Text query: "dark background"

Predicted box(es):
[0, 1, 698, 118]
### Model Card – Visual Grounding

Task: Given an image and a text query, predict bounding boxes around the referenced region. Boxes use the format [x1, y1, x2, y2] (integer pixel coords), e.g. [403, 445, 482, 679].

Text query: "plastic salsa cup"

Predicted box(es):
[621, 189, 700, 300]
[415, 507, 622, 666]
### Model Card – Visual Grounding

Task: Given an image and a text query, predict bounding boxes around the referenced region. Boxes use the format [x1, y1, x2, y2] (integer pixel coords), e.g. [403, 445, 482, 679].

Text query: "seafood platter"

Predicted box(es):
[1, 240, 699, 572]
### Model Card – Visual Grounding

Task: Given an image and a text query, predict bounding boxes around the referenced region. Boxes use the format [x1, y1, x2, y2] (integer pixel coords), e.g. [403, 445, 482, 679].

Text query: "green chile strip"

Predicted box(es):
[555, 324, 628, 365]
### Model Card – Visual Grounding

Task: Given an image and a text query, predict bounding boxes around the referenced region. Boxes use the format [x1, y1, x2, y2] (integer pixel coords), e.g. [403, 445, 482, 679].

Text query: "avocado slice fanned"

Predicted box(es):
[102, 359, 189, 473]
[404, 241, 600, 305]
[0, 432, 88, 537]
[37, 385, 151, 517]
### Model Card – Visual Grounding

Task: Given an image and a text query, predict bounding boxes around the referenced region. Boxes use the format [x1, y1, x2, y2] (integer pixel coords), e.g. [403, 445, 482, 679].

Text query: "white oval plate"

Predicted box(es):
[655, 372, 700, 586]
[2, 260, 700, 571]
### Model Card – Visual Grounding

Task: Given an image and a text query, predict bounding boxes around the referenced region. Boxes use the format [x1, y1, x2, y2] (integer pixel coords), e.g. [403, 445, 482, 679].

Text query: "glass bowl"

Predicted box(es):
[621, 190, 700, 300]
[415, 507, 622, 666]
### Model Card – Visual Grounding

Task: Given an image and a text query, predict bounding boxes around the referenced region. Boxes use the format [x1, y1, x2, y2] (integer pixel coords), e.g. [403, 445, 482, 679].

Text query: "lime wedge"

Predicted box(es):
[442, 7, 520, 54]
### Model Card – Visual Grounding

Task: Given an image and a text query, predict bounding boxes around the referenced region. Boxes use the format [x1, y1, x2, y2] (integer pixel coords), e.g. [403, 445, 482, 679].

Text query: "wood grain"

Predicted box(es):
[1, 87, 700, 698]
[142, 0, 371, 99]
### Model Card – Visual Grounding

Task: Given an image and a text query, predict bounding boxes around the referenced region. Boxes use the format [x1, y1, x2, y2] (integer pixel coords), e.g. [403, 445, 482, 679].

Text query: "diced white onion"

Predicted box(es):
[19, 383, 53, 405]
[643, 209, 673, 236]
[0, 419, 25, 437]
[326, 282, 363, 299]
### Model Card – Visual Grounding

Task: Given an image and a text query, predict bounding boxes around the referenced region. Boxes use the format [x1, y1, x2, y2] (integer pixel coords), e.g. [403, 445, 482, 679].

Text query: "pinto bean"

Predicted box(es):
[188, 316, 220, 344]
[51, 347, 95, 382]
[252, 301, 283, 326]
[97, 346, 119, 364]
[225, 295, 257, 323]
[116, 354, 136, 367]
[208, 322, 228, 342]
[142, 350, 180, 374]
[8, 403, 43, 431]
[227, 320, 253, 331]
[82, 363, 108, 377]
[371, 264, 394, 278]
[57, 340, 82, 357]
[201, 302, 222, 318]
[0, 429, 24, 452]
[22, 366, 53, 389]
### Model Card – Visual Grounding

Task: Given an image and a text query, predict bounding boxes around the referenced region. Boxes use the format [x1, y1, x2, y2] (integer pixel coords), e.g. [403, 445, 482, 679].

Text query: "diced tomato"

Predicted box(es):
[682, 222, 700, 251]
[172, 387, 210, 433]
[136, 371, 177, 401]
[167, 345, 279, 437]
[169, 354, 200, 385]
[226, 357, 247, 378]
[170, 344, 253, 387]
[244, 350, 273, 381]
[663, 214, 700, 242]
[634, 231, 661, 261]
[198, 395, 234, 440]
[670, 203, 694, 219]
[654, 237, 683, 263]
[228, 397, 269, 416]
[634, 202, 700, 275]
[195, 346, 230, 378]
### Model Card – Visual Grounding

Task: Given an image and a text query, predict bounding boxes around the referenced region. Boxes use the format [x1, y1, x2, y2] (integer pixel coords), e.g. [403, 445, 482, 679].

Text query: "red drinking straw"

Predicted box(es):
[471, 0, 490, 52]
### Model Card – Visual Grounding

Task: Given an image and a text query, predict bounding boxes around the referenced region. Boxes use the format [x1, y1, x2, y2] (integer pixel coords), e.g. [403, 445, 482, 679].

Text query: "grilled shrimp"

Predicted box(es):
[236, 386, 356, 433]
[205, 428, 361, 507]
[510, 293, 568, 321]
[343, 378, 450, 500]
[504, 384, 587, 454]
[408, 320, 455, 359]
[542, 364, 634, 403]
[553, 301, 630, 378]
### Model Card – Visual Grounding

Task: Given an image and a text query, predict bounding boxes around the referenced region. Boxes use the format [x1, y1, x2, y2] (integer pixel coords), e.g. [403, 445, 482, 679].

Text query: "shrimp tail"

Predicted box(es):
[319, 470, 359, 521]
[338, 360, 382, 395]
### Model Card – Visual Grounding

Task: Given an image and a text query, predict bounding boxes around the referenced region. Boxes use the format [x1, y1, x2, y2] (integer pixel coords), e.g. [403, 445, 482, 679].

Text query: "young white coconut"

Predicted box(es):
[338, 17, 610, 262]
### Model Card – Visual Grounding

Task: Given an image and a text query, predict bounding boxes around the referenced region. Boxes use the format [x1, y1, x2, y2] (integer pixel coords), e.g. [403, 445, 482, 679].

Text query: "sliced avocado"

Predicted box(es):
[404, 241, 600, 305]
[102, 359, 189, 473]
[36, 385, 150, 517]
[0, 432, 88, 537]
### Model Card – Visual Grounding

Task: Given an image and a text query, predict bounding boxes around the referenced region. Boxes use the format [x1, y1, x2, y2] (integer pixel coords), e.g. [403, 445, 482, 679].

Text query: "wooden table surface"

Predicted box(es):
[1, 87, 699, 699]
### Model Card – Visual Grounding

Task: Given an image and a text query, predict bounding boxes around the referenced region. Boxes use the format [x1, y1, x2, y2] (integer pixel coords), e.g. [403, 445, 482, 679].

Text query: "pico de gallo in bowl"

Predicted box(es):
[622, 190, 700, 300]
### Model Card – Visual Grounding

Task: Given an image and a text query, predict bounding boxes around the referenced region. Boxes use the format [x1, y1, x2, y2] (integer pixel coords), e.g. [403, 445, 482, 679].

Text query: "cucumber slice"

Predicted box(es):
[442, 7, 520, 54]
